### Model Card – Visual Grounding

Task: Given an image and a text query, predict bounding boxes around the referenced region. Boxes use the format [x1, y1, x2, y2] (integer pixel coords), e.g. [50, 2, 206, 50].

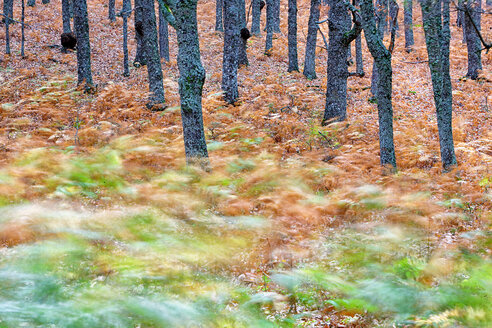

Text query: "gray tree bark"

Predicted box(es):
[121, 0, 131, 76]
[287, 0, 298, 72]
[323, 0, 361, 123]
[251, 0, 261, 35]
[174, 0, 209, 163]
[419, 0, 457, 169]
[108, 0, 116, 22]
[353, 0, 364, 76]
[62, 0, 72, 33]
[138, 0, 165, 107]
[464, 0, 482, 79]
[273, 0, 280, 32]
[73, 0, 93, 86]
[370, 0, 386, 97]
[238, 0, 249, 66]
[216, 0, 223, 31]
[265, 0, 274, 53]
[404, 0, 414, 51]
[134, 2, 146, 66]
[21, 0, 25, 56]
[222, 0, 239, 103]
[158, 0, 170, 62]
[27, 0, 35, 6]
[3, 0, 13, 54]
[303, 0, 320, 79]
[360, 0, 397, 168]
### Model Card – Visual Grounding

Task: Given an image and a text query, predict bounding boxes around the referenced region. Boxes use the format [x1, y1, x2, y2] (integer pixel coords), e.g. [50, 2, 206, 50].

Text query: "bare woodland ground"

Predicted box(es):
[0, 0, 491, 326]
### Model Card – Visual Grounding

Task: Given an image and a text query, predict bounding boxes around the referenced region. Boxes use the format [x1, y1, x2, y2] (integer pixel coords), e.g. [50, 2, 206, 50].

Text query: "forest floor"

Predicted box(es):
[0, 0, 491, 327]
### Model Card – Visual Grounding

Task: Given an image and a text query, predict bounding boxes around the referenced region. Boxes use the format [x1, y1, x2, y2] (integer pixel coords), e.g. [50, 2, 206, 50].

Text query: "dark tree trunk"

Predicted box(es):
[404, 0, 414, 51]
[158, 0, 170, 62]
[222, 0, 239, 103]
[138, 0, 165, 106]
[42, 0, 49, 4]
[62, 0, 72, 33]
[216, 0, 223, 31]
[27, 0, 35, 6]
[21, 0, 25, 56]
[419, 0, 457, 169]
[108, 0, 116, 22]
[323, 0, 361, 123]
[134, 2, 146, 66]
[265, 0, 274, 53]
[273, 0, 280, 32]
[353, 0, 364, 76]
[174, 0, 209, 163]
[287, 0, 298, 72]
[360, 0, 397, 169]
[238, 0, 249, 66]
[73, 0, 93, 86]
[3, 0, 13, 54]
[122, 0, 131, 76]
[464, 0, 482, 79]
[370, 0, 386, 96]
[303, 0, 320, 79]
[251, 0, 261, 35]
[389, 0, 398, 33]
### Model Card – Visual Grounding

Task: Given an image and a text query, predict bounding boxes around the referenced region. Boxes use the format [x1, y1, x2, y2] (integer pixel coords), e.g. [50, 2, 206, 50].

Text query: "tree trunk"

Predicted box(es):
[108, 0, 116, 22]
[158, 0, 170, 62]
[138, 0, 165, 106]
[3, 0, 13, 54]
[404, 0, 414, 51]
[360, 0, 397, 169]
[353, 0, 364, 76]
[265, 0, 274, 53]
[122, 0, 131, 76]
[389, 0, 398, 33]
[251, 0, 261, 35]
[464, 0, 482, 80]
[238, 0, 249, 66]
[21, 0, 25, 56]
[42, 0, 49, 4]
[73, 0, 93, 86]
[303, 0, 320, 79]
[222, 0, 239, 103]
[134, 2, 146, 66]
[174, 0, 209, 163]
[273, 0, 280, 32]
[419, 0, 457, 169]
[287, 0, 298, 72]
[216, 0, 223, 31]
[62, 0, 72, 33]
[370, 0, 386, 96]
[323, 0, 361, 123]
[27, 0, 35, 6]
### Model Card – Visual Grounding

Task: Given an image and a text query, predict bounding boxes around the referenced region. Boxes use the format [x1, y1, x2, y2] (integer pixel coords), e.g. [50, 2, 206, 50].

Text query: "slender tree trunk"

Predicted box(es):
[158, 0, 170, 62]
[138, 0, 165, 106]
[353, 0, 364, 76]
[62, 0, 72, 33]
[457, 0, 466, 43]
[464, 0, 482, 79]
[27, 0, 35, 6]
[389, 0, 398, 33]
[134, 2, 146, 65]
[265, 0, 274, 53]
[174, 0, 209, 163]
[360, 0, 397, 169]
[251, 0, 261, 35]
[287, 0, 298, 71]
[222, 0, 239, 103]
[371, 0, 386, 96]
[273, 0, 280, 32]
[4, 0, 13, 54]
[216, 0, 224, 31]
[238, 0, 249, 66]
[108, 0, 116, 21]
[419, 0, 457, 169]
[73, 0, 93, 86]
[323, 0, 361, 123]
[404, 0, 414, 51]
[303, 0, 320, 79]
[21, 0, 25, 56]
[122, 0, 131, 76]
